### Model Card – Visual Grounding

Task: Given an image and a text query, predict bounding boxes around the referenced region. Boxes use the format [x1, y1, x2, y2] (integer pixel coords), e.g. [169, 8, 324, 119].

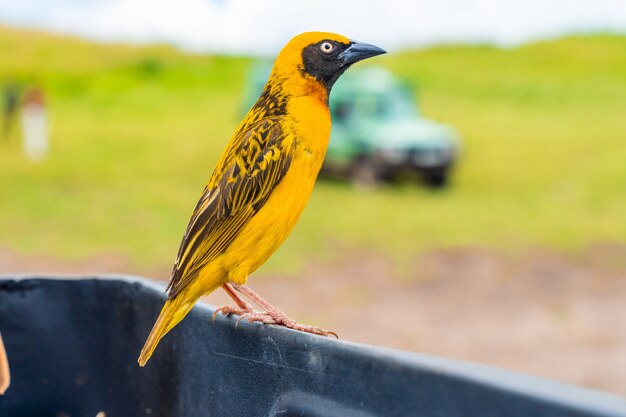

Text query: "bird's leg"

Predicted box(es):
[223, 282, 254, 310]
[212, 283, 258, 320]
[232, 284, 337, 338]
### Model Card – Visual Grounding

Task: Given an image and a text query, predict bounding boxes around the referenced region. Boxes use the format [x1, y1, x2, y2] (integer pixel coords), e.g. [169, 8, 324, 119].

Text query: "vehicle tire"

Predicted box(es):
[350, 157, 381, 187]
[422, 169, 448, 188]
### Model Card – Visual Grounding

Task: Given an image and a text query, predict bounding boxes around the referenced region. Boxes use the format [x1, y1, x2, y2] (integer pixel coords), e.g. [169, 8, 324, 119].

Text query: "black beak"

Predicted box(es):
[338, 40, 386, 65]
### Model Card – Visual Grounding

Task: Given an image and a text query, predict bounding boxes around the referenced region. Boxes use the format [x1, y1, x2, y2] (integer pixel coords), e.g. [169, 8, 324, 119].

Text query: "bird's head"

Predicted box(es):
[272, 32, 386, 96]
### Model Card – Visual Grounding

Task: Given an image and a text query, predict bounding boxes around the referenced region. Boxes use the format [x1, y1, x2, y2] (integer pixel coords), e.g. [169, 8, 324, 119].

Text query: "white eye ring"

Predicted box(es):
[319, 41, 334, 54]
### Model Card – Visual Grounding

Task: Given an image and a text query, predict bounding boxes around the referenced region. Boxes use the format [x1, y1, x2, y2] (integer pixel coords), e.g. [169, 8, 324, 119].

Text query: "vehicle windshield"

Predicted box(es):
[352, 88, 418, 120]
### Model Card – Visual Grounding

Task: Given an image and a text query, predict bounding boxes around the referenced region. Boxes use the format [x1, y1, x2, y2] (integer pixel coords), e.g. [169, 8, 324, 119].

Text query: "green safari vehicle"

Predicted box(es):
[242, 63, 460, 187]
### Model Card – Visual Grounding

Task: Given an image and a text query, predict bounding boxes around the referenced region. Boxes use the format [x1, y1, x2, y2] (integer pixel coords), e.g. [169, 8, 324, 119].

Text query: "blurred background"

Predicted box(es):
[1, 0, 625, 395]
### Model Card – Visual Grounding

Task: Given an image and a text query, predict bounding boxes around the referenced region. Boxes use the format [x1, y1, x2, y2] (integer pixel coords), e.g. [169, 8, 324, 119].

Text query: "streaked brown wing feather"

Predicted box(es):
[166, 117, 292, 298]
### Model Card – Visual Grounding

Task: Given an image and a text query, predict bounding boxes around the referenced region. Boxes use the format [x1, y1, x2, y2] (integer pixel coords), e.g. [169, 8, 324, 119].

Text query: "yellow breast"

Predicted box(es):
[223, 97, 331, 280]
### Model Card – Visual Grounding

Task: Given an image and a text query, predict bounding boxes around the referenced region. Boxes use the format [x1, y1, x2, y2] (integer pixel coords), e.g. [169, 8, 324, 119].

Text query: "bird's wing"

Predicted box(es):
[166, 117, 292, 298]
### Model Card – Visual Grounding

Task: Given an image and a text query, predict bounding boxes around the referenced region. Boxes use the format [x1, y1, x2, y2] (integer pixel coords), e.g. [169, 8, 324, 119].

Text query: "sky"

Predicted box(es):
[0, 0, 625, 54]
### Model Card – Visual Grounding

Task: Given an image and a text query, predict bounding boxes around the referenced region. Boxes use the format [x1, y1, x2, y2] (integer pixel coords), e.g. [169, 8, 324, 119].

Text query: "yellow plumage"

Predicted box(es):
[138, 32, 385, 366]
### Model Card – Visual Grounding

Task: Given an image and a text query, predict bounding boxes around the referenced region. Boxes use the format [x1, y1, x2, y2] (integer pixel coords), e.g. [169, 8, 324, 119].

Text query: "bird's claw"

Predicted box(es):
[211, 305, 253, 321]
[288, 323, 338, 338]
[276, 318, 338, 338]
[236, 312, 277, 327]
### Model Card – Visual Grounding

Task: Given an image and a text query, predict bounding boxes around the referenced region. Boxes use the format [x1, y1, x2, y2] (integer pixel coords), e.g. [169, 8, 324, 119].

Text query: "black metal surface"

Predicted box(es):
[0, 276, 624, 417]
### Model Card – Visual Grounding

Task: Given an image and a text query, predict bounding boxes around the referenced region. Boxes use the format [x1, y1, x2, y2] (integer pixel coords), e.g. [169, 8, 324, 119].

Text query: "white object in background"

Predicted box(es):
[21, 104, 49, 162]
[20, 87, 49, 162]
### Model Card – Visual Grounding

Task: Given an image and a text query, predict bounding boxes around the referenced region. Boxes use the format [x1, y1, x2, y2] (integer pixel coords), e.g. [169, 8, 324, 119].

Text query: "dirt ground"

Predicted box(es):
[1, 244, 625, 397]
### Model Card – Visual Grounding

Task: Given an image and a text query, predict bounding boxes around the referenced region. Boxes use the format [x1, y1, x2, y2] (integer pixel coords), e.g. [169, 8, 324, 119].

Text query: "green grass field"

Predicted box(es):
[1, 26, 625, 272]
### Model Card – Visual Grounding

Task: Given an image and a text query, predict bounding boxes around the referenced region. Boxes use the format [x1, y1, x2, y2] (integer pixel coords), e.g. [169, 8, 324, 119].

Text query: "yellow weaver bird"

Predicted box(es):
[138, 32, 385, 366]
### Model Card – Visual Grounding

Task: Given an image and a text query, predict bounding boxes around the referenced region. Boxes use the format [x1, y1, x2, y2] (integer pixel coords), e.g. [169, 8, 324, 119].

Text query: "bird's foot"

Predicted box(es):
[211, 305, 254, 321]
[238, 308, 338, 338]
[236, 312, 277, 326]
[230, 283, 338, 338]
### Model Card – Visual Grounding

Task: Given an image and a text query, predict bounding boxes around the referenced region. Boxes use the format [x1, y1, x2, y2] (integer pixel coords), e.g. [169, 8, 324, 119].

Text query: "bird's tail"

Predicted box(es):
[137, 294, 195, 367]
[138, 263, 225, 366]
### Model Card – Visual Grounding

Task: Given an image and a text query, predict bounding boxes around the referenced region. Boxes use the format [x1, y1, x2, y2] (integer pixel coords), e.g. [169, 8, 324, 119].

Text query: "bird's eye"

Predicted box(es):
[319, 41, 334, 54]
